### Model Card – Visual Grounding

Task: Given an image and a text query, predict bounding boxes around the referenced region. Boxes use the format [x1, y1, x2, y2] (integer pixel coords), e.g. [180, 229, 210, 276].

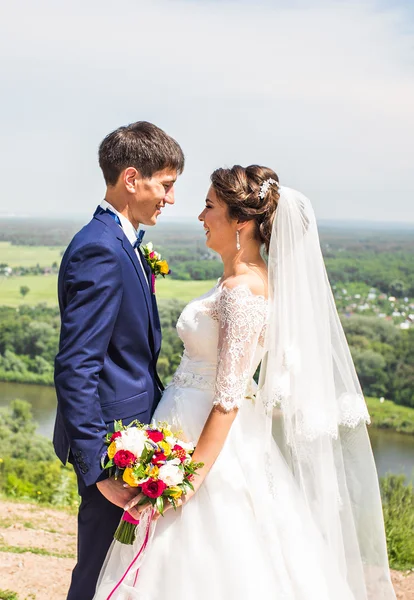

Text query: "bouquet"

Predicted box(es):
[102, 420, 203, 544]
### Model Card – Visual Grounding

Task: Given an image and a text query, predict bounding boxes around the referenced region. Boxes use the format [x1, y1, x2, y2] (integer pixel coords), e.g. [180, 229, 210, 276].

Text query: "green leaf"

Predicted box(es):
[114, 420, 122, 433]
[156, 495, 164, 515]
[134, 465, 146, 479]
[185, 480, 194, 492]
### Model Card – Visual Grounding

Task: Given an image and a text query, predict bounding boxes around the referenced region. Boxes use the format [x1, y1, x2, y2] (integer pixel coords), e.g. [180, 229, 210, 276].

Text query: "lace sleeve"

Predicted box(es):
[213, 286, 267, 412]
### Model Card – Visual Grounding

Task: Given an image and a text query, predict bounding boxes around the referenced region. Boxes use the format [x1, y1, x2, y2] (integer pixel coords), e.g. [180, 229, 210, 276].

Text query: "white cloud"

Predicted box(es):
[0, 0, 413, 222]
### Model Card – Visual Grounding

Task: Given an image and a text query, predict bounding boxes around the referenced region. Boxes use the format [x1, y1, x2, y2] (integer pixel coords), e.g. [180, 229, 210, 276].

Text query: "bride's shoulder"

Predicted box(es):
[220, 272, 267, 300]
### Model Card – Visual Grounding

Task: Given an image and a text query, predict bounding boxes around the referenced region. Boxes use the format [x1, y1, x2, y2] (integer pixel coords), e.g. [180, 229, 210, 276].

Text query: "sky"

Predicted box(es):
[0, 0, 413, 223]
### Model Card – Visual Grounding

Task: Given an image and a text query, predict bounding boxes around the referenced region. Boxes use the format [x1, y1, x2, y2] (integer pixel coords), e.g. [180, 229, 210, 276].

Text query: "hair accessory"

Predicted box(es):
[259, 178, 278, 199]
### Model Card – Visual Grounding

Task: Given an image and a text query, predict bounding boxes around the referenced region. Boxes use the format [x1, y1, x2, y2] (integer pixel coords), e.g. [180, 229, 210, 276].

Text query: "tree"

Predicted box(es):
[389, 279, 406, 298]
[351, 349, 388, 397]
[19, 285, 30, 299]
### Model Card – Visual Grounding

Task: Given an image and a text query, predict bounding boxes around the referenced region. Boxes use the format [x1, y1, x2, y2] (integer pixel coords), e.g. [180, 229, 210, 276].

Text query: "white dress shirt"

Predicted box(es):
[100, 200, 149, 287]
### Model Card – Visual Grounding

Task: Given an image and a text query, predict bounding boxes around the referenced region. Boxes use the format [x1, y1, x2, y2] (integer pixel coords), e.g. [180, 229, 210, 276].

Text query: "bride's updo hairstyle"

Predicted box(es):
[210, 165, 280, 253]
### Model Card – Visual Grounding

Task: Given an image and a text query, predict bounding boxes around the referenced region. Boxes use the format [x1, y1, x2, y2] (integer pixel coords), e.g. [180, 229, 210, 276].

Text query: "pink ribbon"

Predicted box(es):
[151, 273, 156, 294]
[105, 510, 153, 600]
[122, 511, 139, 526]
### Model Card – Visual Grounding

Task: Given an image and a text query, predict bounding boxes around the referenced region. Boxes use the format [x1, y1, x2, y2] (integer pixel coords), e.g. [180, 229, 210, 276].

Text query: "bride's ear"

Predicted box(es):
[236, 220, 253, 234]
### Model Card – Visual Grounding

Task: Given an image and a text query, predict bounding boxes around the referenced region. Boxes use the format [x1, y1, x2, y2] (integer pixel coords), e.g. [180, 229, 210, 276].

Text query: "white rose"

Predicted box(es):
[175, 439, 194, 453]
[158, 460, 184, 486]
[146, 242, 153, 252]
[115, 428, 147, 458]
[165, 435, 178, 446]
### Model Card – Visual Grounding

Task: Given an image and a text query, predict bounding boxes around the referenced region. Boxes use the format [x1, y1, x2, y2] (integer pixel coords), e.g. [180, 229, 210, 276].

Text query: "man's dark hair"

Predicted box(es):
[98, 121, 185, 186]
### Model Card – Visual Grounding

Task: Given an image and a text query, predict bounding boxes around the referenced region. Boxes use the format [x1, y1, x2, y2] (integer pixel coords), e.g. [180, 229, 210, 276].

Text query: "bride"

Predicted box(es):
[94, 165, 396, 599]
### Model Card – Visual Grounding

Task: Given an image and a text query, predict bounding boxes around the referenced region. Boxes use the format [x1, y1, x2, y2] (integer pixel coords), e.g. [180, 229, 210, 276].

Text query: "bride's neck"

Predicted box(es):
[221, 246, 265, 279]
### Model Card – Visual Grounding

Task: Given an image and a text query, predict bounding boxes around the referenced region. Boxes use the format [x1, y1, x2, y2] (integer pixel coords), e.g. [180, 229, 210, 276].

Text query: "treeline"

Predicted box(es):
[0, 302, 413, 408]
[1, 219, 414, 292]
[0, 305, 59, 385]
[324, 251, 414, 297]
[342, 316, 413, 407]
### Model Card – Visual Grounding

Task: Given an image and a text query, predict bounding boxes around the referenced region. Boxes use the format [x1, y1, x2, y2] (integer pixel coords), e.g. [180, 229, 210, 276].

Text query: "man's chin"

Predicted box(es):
[141, 216, 158, 227]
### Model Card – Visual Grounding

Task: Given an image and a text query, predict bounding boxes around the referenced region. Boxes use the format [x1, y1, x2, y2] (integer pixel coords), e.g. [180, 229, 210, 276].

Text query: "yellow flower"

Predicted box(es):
[159, 441, 172, 456]
[157, 260, 170, 275]
[123, 467, 139, 487]
[145, 465, 159, 478]
[107, 441, 117, 459]
[169, 486, 183, 499]
[150, 466, 159, 478]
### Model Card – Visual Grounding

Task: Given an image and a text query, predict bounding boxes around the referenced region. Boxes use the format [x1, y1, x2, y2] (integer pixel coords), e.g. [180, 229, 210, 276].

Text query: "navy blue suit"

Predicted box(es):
[54, 207, 162, 599]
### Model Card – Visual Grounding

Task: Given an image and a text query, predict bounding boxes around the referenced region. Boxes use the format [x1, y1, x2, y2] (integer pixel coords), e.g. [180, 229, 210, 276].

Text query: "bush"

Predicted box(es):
[0, 457, 78, 506]
[0, 399, 56, 461]
[380, 474, 414, 570]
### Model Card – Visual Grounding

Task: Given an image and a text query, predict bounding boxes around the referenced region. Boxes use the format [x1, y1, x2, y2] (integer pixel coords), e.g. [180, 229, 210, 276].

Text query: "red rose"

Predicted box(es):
[110, 431, 122, 443]
[152, 451, 167, 465]
[141, 478, 167, 499]
[146, 430, 164, 443]
[173, 445, 187, 463]
[113, 450, 136, 468]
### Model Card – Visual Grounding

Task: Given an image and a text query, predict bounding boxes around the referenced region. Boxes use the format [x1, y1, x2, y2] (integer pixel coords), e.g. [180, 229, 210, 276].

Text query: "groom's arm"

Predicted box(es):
[54, 242, 123, 488]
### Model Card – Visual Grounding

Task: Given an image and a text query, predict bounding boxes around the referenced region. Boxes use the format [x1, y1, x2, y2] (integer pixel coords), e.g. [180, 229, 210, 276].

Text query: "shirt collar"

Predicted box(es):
[100, 199, 138, 248]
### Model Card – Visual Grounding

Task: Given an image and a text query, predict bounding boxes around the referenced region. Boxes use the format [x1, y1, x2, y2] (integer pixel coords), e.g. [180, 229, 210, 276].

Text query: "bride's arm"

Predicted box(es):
[184, 283, 265, 492]
[125, 282, 265, 516]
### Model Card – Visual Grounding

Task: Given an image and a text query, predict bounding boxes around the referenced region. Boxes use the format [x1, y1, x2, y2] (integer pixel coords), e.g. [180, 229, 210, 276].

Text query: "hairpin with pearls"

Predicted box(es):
[259, 178, 279, 199]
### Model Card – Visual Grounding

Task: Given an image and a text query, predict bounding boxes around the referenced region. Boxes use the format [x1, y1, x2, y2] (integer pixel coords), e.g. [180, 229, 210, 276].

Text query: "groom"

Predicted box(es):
[53, 121, 185, 599]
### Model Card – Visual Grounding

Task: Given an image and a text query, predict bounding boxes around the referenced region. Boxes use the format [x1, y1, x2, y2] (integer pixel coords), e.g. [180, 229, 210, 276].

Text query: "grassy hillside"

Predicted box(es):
[0, 275, 216, 307]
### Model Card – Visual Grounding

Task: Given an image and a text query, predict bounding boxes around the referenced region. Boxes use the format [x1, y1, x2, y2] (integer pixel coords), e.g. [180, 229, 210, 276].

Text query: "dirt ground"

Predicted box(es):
[0, 499, 413, 599]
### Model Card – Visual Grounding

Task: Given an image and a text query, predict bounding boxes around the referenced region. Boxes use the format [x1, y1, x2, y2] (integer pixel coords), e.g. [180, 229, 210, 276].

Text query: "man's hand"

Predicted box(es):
[96, 478, 142, 520]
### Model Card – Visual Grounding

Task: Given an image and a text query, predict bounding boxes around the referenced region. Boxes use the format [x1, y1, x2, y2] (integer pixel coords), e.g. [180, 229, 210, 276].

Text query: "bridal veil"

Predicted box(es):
[257, 186, 395, 599]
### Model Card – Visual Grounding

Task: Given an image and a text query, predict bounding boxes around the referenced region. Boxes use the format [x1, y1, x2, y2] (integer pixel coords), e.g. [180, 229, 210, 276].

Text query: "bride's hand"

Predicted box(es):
[123, 490, 152, 520]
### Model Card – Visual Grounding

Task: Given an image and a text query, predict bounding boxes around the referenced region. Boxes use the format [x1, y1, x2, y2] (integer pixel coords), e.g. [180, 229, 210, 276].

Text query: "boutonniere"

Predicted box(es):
[141, 242, 171, 293]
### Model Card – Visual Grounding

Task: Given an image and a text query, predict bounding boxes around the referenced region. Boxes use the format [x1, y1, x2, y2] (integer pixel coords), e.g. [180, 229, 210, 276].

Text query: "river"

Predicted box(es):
[1, 381, 413, 482]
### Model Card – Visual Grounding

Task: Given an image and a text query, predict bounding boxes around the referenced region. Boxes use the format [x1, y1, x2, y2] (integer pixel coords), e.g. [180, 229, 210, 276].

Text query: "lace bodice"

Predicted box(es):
[172, 283, 268, 411]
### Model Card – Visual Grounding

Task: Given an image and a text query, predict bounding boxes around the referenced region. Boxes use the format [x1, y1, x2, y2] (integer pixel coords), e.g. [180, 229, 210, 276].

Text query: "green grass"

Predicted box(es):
[0, 275, 59, 307]
[0, 543, 75, 560]
[0, 590, 19, 600]
[0, 275, 216, 307]
[0, 242, 64, 268]
[156, 278, 216, 302]
[366, 396, 414, 435]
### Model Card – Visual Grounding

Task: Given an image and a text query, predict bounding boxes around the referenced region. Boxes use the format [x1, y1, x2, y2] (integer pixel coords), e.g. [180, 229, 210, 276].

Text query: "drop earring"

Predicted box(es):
[236, 230, 241, 251]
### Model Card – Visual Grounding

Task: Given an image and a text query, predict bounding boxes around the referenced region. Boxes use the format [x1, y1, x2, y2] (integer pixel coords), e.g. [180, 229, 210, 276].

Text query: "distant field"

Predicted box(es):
[0, 275, 59, 306]
[0, 274, 216, 307]
[0, 242, 65, 268]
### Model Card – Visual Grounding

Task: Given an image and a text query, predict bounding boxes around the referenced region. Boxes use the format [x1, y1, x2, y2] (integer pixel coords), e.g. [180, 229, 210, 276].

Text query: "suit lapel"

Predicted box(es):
[94, 207, 157, 350]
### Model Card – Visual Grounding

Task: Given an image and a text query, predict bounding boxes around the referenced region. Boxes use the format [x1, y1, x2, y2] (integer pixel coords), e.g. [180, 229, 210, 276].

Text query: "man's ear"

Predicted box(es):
[123, 167, 139, 193]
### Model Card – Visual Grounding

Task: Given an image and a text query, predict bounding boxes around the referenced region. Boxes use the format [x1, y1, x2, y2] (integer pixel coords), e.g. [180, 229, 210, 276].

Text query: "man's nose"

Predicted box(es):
[165, 187, 175, 205]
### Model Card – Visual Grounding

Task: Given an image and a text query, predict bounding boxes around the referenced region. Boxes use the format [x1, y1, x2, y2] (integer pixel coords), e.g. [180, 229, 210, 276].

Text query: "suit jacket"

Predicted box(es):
[53, 207, 162, 489]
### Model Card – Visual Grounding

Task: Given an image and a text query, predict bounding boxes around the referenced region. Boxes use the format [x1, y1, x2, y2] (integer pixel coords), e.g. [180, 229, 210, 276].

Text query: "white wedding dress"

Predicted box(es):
[94, 281, 377, 600]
